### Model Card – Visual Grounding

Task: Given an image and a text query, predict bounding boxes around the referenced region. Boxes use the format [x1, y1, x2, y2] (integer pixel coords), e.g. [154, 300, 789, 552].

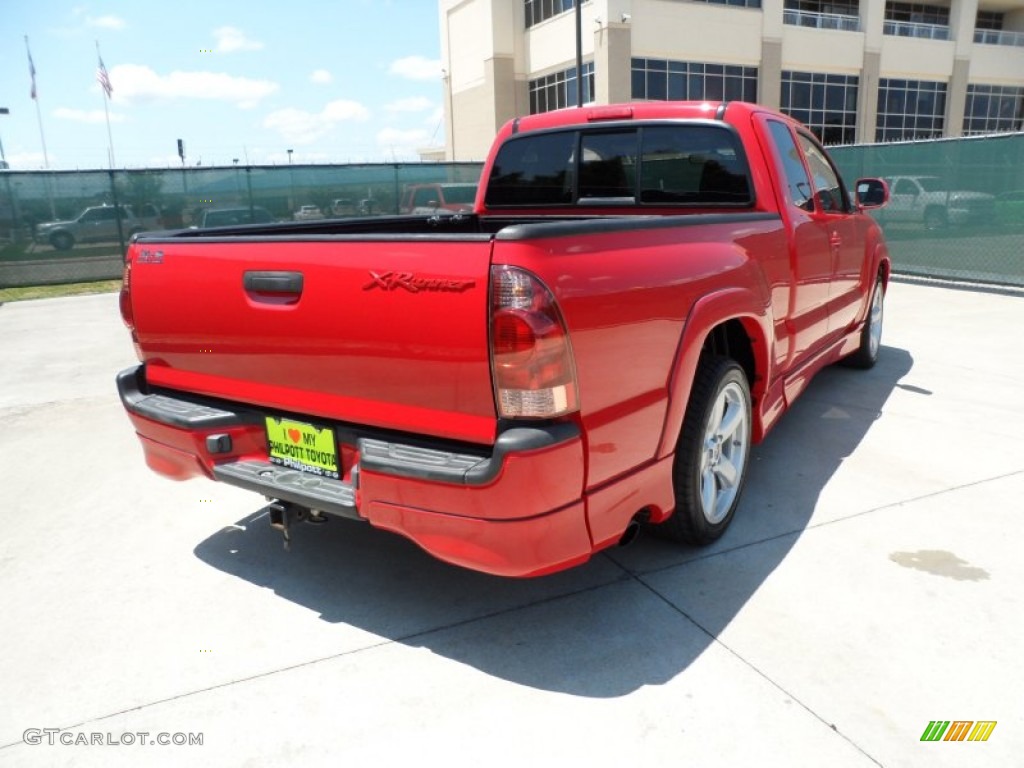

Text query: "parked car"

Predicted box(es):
[35, 205, 146, 251]
[330, 199, 356, 217]
[293, 205, 325, 221]
[194, 207, 275, 228]
[400, 182, 478, 214]
[879, 175, 995, 229]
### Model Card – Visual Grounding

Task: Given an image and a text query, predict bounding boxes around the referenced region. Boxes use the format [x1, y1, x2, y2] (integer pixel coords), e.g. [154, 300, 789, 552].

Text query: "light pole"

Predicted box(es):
[0, 107, 9, 168]
[287, 149, 293, 164]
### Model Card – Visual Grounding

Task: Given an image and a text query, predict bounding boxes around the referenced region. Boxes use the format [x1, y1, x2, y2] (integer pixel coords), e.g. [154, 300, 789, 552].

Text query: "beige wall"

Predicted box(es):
[879, 38, 957, 77]
[781, 28, 865, 72]
[631, 0, 762, 65]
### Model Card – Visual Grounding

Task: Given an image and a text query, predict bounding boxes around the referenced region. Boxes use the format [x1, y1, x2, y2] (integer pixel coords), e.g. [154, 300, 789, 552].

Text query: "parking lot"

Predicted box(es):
[1, 281, 1022, 767]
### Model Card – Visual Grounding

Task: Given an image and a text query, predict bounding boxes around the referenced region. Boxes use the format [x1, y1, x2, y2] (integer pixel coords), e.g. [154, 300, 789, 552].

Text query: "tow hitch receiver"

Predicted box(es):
[267, 500, 327, 551]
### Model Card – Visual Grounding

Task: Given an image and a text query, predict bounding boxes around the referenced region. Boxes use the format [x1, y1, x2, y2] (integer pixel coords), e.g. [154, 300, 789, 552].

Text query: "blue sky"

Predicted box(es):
[1, 1, 446, 169]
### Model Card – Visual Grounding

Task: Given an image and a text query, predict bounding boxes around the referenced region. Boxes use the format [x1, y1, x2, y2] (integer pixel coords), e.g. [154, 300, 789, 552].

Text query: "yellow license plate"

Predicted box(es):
[265, 417, 340, 479]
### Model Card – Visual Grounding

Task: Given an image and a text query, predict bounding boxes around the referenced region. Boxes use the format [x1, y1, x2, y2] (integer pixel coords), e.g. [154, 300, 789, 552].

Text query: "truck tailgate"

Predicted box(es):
[128, 237, 497, 444]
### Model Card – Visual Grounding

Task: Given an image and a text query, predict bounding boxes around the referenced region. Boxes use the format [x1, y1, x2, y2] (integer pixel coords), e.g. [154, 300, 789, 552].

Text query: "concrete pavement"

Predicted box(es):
[0, 282, 1021, 767]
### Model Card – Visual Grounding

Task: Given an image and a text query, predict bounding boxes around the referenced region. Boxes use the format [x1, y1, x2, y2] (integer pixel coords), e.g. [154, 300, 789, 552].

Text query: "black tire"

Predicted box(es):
[658, 355, 752, 546]
[843, 278, 884, 369]
[50, 231, 74, 251]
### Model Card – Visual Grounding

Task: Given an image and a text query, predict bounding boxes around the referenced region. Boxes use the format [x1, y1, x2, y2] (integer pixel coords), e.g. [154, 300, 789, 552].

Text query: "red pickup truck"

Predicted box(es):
[117, 101, 890, 577]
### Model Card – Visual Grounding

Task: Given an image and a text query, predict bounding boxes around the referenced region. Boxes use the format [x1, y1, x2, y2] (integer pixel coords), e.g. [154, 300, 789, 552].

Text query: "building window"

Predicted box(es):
[884, 2, 948, 25]
[781, 71, 859, 145]
[784, 0, 861, 30]
[884, 2, 950, 38]
[631, 59, 758, 103]
[525, 0, 583, 28]
[875, 79, 946, 141]
[689, 0, 762, 7]
[975, 10, 1003, 30]
[963, 84, 1024, 135]
[529, 63, 594, 114]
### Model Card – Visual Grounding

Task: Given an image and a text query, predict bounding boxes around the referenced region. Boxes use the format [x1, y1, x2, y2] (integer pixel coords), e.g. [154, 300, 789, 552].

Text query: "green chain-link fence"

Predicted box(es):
[830, 132, 1024, 288]
[2, 133, 1022, 289]
[0, 162, 482, 288]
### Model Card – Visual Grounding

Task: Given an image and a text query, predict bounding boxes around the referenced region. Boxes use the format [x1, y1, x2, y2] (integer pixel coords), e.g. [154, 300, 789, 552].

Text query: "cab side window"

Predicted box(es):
[766, 120, 813, 212]
[796, 133, 849, 213]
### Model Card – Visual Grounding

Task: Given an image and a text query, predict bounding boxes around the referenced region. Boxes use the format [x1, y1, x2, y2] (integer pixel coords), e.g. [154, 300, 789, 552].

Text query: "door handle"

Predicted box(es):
[829, 232, 842, 249]
[243, 271, 304, 294]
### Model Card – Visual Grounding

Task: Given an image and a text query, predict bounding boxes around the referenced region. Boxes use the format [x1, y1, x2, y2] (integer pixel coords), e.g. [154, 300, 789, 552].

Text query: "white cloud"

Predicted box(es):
[385, 96, 434, 113]
[87, 15, 126, 30]
[263, 100, 370, 144]
[376, 127, 433, 159]
[214, 26, 263, 53]
[109, 64, 278, 108]
[389, 55, 442, 81]
[310, 69, 333, 84]
[54, 107, 126, 124]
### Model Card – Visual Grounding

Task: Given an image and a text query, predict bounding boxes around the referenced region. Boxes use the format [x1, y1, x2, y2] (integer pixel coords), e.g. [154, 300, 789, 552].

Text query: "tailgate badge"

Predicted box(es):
[364, 270, 475, 293]
[137, 249, 164, 264]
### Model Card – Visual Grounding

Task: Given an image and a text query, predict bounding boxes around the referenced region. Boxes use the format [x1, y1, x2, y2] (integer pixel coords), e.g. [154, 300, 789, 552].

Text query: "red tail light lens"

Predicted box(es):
[490, 265, 579, 419]
[119, 258, 134, 331]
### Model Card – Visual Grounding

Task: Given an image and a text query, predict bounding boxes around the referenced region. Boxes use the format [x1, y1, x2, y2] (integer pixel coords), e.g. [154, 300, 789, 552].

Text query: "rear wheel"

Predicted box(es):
[50, 231, 74, 251]
[843, 279, 884, 369]
[659, 356, 752, 545]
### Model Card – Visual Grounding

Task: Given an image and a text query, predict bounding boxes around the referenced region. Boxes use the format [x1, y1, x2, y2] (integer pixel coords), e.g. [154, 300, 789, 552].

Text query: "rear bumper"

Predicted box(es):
[117, 365, 592, 577]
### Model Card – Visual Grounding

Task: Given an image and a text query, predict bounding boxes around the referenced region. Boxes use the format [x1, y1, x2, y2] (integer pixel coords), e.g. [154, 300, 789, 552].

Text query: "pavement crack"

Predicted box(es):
[0, 572, 632, 750]
[624, 567, 885, 767]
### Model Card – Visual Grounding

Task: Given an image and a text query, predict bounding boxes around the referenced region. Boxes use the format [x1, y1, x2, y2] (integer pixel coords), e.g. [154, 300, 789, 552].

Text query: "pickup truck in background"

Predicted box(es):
[399, 182, 478, 214]
[117, 101, 890, 577]
[880, 175, 995, 229]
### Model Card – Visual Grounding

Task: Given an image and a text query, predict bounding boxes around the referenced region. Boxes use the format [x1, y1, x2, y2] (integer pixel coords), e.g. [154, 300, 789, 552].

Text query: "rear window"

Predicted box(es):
[485, 123, 752, 208]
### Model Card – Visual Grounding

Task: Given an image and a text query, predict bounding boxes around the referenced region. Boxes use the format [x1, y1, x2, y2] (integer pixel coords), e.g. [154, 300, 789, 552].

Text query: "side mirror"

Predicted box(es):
[855, 178, 889, 210]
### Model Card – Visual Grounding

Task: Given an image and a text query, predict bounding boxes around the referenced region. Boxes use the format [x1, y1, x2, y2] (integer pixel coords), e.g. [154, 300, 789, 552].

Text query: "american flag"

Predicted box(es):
[27, 41, 37, 100]
[97, 53, 113, 98]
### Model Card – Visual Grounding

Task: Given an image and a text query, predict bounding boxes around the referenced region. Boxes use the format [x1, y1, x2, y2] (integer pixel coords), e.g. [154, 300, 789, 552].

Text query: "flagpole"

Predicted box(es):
[25, 35, 55, 218]
[25, 36, 50, 169]
[96, 41, 116, 168]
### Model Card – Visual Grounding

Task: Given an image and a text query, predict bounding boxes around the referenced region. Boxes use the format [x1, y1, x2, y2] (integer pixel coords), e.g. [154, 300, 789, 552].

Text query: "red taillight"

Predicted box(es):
[119, 257, 143, 359]
[119, 258, 134, 331]
[489, 266, 578, 419]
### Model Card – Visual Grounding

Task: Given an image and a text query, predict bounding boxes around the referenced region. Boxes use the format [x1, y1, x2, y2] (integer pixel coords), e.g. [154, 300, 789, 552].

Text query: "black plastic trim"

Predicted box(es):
[495, 212, 780, 241]
[116, 366, 262, 429]
[243, 270, 303, 293]
[119, 366, 581, 488]
[213, 460, 362, 521]
[359, 422, 580, 485]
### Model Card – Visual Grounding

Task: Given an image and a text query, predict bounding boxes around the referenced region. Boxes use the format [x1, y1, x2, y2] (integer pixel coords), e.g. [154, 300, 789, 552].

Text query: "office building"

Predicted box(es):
[439, 0, 1024, 158]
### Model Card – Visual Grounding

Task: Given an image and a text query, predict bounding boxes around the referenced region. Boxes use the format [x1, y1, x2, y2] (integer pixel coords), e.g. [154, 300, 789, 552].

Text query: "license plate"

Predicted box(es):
[265, 417, 340, 479]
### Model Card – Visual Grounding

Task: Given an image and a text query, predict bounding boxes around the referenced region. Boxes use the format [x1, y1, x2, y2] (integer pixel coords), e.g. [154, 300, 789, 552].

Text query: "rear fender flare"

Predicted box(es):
[656, 287, 772, 460]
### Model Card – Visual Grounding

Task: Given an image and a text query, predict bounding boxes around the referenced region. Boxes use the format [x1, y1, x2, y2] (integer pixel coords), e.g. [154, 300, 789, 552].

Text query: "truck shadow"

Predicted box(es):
[194, 346, 913, 698]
